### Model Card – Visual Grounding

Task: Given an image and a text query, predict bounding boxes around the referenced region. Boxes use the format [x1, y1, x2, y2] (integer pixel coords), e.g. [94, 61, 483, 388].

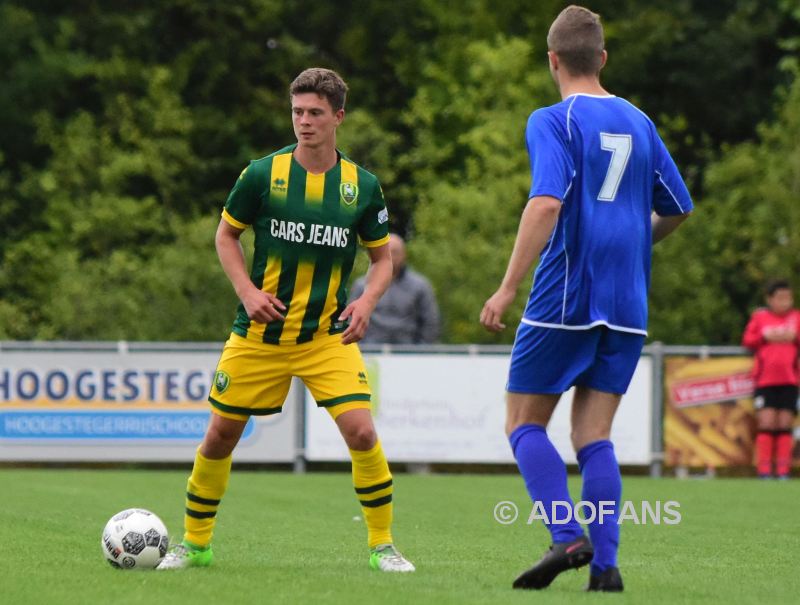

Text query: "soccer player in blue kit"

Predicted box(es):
[480, 5, 693, 593]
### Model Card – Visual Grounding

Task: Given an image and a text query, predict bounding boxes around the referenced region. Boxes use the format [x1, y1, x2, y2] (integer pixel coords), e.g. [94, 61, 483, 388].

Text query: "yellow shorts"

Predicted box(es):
[208, 332, 371, 421]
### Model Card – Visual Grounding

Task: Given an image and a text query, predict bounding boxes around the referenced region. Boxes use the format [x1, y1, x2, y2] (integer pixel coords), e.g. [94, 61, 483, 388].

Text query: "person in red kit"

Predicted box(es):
[742, 279, 800, 479]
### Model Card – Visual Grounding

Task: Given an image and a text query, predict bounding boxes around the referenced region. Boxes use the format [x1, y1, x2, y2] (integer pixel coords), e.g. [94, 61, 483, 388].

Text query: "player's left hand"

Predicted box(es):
[339, 298, 373, 344]
[480, 288, 516, 332]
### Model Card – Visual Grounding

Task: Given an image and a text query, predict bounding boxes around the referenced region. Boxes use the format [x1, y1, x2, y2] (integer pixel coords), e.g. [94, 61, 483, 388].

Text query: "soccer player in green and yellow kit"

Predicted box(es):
[158, 68, 414, 573]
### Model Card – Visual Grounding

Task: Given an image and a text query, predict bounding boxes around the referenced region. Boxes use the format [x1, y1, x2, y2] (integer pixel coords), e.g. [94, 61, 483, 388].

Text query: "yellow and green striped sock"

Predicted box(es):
[350, 440, 393, 548]
[183, 448, 232, 548]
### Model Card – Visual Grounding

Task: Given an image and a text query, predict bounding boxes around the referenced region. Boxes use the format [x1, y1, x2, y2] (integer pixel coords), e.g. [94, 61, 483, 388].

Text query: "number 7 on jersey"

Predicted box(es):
[598, 133, 632, 202]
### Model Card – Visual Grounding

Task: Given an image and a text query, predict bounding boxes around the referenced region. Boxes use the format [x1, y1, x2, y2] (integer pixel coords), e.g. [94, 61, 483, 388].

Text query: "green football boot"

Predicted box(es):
[156, 541, 213, 570]
[369, 544, 415, 573]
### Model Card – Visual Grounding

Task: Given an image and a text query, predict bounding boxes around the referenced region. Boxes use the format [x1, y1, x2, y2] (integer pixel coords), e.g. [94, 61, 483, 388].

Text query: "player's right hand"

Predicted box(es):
[480, 288, 515, 333]
[241, 288, 286, 323]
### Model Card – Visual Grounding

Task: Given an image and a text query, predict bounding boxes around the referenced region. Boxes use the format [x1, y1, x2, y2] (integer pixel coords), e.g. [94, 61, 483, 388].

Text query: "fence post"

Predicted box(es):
[293, 378, 307, 473]
[650, 342, 665, 478]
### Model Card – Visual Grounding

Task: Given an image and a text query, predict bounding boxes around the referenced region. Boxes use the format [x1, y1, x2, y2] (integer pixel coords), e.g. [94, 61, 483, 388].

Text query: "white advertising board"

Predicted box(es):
[305, 354, 652, 465]
[0, 350, 297, 462]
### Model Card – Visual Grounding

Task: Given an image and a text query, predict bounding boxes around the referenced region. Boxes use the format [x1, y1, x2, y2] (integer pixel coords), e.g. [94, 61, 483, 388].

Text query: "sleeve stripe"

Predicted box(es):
[221, 208, 249, 229]
[359, 234, 390, 248]
[654, 170, 687, 214]
[565, 95, 579, 142]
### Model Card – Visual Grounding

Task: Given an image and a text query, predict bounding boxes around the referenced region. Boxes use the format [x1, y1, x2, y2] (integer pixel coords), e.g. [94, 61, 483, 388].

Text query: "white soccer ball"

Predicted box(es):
[101, 508, 169, 570]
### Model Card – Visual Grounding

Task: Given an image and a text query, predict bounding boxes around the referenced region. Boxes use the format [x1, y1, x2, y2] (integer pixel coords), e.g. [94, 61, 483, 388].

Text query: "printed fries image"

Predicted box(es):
[664, 357, 760, 468]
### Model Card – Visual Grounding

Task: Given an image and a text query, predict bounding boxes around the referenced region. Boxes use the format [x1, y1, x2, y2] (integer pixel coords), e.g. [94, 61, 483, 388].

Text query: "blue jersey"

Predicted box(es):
[523, 94, 693, 335]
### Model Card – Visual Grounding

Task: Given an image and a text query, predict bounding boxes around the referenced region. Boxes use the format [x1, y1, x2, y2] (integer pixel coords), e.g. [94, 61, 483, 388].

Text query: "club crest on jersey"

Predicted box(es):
[214, 371, 231, 394]
[340, 182, 359, 206]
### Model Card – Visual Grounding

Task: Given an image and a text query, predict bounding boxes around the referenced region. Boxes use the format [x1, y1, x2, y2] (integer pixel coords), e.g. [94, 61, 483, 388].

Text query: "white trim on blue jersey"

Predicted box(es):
[560, 215, 569, 324]
[564, 94, 616, 141]
[531, 174, 575, 285]
[565, 95, 579, 142]
[520, 318, 649, 336]
[655, 170, 689, 214]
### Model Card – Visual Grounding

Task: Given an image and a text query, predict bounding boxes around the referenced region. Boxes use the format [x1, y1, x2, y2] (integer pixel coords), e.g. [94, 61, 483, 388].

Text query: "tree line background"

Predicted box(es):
[1, 0, 799, 344]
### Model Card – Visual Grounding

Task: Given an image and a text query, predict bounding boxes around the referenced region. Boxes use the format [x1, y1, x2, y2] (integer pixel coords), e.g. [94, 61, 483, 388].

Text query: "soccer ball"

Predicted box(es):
[101, 508, 169, 570]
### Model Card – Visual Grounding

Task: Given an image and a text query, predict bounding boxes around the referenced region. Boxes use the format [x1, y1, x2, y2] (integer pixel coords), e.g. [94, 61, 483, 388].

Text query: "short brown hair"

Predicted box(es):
[289, 68, 348, 112]
[547, 5, 604, 76]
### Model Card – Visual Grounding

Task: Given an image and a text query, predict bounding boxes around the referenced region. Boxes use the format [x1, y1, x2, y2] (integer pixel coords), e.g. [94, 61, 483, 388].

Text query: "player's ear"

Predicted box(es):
[335, 108, 345, 126]
[599, 50, 608, 70]
[547, 51, 558, 71]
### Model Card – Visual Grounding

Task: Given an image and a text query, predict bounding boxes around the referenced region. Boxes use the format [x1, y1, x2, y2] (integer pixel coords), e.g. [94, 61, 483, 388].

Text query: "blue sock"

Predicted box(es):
[509, 424, 583, 543]
[577, 440, 621, 576]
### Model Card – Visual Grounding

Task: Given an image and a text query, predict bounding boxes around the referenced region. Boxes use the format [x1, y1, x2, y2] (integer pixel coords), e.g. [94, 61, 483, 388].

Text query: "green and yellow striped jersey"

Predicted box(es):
[222, 144, 390, 345]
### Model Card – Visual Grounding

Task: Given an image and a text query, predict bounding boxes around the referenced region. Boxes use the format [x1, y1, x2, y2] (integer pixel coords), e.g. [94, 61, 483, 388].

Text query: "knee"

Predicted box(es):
[777, 411, 794, 431]
[210, 422, 241, 444]
[345, 423, 378, 451]
[758, 416, 776, 431]
[571, 427, 609, 453]
[505, 418, 521, 438]
[505, 406, 536, 438]
[203, 423, 240, 457]
[570, 429, 583, 452]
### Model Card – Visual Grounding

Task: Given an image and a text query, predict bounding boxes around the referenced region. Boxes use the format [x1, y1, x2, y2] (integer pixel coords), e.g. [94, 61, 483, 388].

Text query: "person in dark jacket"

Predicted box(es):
[350, 234, 440, 344]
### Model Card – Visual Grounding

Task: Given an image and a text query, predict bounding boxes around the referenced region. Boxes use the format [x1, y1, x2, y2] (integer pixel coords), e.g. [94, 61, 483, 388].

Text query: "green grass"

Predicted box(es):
[2, 469, 798, 604]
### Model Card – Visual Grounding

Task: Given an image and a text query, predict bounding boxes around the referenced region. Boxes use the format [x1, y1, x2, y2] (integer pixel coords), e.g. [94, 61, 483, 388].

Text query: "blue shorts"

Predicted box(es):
[507, 324, 645, 395]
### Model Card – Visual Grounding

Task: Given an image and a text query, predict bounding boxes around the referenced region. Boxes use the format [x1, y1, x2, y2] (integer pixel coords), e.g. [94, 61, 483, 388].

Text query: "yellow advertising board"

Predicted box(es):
[664, 356, 799, 468]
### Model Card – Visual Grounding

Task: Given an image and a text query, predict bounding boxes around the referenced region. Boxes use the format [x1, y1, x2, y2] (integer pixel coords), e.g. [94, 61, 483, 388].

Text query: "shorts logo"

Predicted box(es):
[358, 371, 368, 385]
[214, 371, 231, 394]
[340, 182, 359, 206]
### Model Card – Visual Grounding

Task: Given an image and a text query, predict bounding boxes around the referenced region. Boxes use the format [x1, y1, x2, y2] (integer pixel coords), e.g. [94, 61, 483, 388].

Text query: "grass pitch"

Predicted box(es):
[2, 468, 798, 604]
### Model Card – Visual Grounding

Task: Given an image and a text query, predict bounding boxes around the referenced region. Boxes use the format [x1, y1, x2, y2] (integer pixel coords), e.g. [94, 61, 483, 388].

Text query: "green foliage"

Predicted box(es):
[596, 0, 795, 190]
[1, 0, 799, 343]
[649, 69, 800, 344]
[1, 60, 194, 339]
[404, 1, 800, 344]
[337, 109, 402, 192]
[405, 37, 556, 343]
